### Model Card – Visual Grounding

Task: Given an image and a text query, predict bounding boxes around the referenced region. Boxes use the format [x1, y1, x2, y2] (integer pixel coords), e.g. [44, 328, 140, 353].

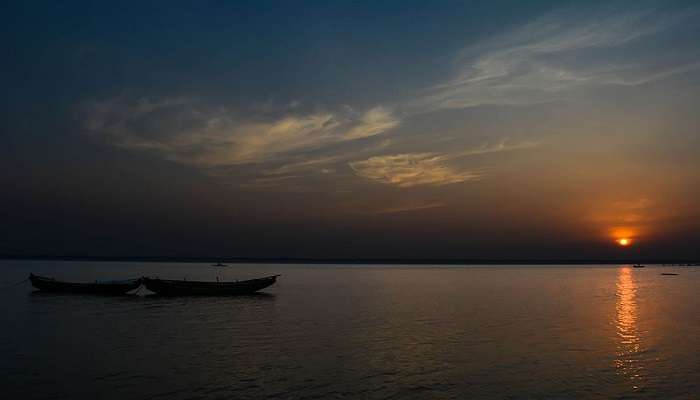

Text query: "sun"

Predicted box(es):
[617, 238, 631, 246]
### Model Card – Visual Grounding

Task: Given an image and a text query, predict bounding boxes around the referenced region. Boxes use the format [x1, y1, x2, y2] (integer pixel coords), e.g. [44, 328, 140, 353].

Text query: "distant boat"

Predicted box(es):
[661, 273, 678, 276]
[29, 273, 141, 295]
[212, 262, 227, 267]
[141, 275, 279, 296]
[633, 264, 645, 268]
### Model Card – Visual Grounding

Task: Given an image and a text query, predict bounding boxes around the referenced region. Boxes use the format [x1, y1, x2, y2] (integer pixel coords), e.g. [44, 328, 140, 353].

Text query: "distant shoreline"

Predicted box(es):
[1, 255, 698, 265]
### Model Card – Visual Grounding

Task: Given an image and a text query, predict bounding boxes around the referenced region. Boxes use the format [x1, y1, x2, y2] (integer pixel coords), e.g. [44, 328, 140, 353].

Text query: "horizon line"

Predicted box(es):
[1, 254, 698, 265]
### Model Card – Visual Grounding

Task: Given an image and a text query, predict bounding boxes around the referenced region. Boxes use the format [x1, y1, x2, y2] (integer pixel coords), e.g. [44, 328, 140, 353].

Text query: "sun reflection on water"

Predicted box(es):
[614, 267, 644, 388]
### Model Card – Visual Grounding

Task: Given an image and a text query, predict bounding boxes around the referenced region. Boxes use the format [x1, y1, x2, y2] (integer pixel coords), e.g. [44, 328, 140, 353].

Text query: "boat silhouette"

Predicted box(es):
[29, 273, 141, 295]
[142, 275, 279, 296]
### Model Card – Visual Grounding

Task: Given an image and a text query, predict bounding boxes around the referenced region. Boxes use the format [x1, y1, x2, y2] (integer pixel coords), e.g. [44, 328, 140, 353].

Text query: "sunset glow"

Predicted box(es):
[617, 238, 631, 247]
[2, 1, 699, 260]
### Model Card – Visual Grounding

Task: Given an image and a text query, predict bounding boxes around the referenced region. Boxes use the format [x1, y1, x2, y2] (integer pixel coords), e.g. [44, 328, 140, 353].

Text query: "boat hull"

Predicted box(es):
[29, 274, 141, 295]
[142, 275, 279, 296]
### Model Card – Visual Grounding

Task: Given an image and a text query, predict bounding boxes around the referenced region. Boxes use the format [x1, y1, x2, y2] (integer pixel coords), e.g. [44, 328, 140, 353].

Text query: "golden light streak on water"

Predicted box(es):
[614, 267, 644, 389]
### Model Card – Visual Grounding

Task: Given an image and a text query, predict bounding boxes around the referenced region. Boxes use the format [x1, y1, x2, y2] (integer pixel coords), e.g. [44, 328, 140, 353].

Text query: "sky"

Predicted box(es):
[2, 1, 699, 259]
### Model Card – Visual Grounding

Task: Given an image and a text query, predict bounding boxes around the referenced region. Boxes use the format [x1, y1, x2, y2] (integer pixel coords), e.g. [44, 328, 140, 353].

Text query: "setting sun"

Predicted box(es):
[617, 238, 631, 246]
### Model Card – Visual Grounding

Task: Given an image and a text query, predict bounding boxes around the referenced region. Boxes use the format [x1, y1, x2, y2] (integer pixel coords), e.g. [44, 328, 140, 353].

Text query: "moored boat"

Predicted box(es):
[142, 275, 279, 296]
[29, 273, 141, 295]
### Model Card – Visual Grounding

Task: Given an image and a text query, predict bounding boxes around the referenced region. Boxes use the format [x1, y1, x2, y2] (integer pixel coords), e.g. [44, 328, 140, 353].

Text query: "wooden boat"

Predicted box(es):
[141, 275, 279, 296]
[29, 273, 141, 295]
[661, 273, 678, 276]
[633, 264, 645, 268]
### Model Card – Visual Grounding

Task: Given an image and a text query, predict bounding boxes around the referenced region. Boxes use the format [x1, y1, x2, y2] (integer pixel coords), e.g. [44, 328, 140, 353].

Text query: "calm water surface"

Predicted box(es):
[1, 261, 698, 399]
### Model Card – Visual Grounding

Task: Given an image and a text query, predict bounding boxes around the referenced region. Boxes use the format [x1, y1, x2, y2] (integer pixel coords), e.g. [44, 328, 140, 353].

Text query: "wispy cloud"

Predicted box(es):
[454, 138, 539, 157]
[613, 197, 653, 210]
[373, 202, 446, 215]
[261, 155, 346, 176]
[350, 153, 482, 188]
[411, 6, 700, 112]
[349, 138, 535, 188]
[262, 139, 395, 176]
[80, 5, 697, 194]
[344, 108, 400, 140]
[238, 174, 305, 190]
[84, 96, 399, 167]
[602, 60, 700, 86]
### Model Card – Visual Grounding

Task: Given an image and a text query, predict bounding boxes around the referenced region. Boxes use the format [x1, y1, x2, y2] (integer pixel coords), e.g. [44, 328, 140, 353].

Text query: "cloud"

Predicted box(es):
[373, 202, 446, 215]
[238, 174, 305, 190]
[262, 155, 347, 176]
[454, 138, 539, 157]
[411, 6, 699, 112]
[84, 96, 399, 167]
[350, 153, 482, 188]
[602, 60, 700, 86]
[344, 107, 400, 140]
[262, 139, 395, 176]
[80, 6, 695, 193]
[349, 138, 536, 188]
[613, 198, 653, 210]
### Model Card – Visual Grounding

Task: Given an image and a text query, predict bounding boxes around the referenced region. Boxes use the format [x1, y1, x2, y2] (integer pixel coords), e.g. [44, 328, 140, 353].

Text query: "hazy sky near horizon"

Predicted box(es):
[2, 1, 700, 259]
